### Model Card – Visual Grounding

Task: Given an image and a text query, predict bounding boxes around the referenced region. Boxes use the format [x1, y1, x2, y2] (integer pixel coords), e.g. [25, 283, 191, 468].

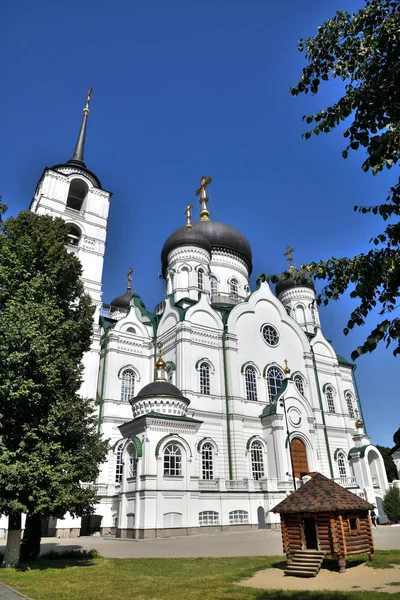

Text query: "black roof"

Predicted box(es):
[134, 380, 186, 399]
[110, 289, 133, 309]
[275, 270, 315, 297]
[51, 160, 102, 189]
[161, 220, 252, 277]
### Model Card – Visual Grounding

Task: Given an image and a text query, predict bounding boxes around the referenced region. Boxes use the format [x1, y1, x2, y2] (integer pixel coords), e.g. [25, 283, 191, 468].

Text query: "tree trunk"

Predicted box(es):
[3, 513, 22, 568]
[20, 514, 42, 562]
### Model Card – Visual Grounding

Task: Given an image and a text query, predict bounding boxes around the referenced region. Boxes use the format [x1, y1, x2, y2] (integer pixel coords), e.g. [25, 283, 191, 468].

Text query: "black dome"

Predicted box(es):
[161, 227, 212, 276]
[275, 271, 316, 297]
[51, 160, 102, 189]
[135, 380, 185, 399]
[110, 289, 133, 309]
[161, 220, 252, 276]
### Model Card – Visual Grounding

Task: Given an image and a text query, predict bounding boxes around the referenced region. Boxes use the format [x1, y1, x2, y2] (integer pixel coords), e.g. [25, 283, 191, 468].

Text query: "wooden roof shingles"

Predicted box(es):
[271, 473, 374, 514]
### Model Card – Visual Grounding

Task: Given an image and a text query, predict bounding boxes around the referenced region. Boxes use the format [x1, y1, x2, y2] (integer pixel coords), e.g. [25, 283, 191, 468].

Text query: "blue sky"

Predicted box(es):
[1, 0, 397, 447]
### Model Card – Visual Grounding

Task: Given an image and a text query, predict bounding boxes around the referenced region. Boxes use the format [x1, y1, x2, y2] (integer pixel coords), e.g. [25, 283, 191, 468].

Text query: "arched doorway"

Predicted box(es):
[290, 438, 309, 479]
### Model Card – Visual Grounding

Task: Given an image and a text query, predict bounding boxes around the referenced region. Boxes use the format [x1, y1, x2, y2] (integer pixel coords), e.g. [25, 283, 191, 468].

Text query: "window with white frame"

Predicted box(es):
[199, 362, 211, 395]
[337, 453, 347, 478]
[198, 268, 204, 290]
[115, 443, 124, 483]
[121, 369, 135, 402]
[163, 443, 182, 476]
[294, 374, 305, 396]
[245, 366, 258, 401]
[163, 512, 182, 528]
[229, 510, 248, 524]
[210, 277, 218, 296]
[345, 392, 355, 418]
[230, 278, 239, 298]
[199, 511, 219, 526]
[128, 444, 137, 479]
[262, 324, 280, 347]
[201, 442, 214, 480]
[251, 440, 265, 480]
[267, 366, 284, 400]
[326, 385, 335, 413]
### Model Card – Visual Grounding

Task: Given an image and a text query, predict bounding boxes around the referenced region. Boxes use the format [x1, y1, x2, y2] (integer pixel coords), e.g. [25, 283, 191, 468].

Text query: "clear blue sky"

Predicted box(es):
[1, 0, 397, 447]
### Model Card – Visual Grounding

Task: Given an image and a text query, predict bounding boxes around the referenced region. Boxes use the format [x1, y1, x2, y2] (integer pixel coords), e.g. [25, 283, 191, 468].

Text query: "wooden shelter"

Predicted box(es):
[272, 473, 375, 575]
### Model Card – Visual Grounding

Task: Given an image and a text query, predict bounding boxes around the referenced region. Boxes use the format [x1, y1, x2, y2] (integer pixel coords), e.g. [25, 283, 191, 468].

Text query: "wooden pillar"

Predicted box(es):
[281, 517, 292, 563]
[366, 514, 375, 562]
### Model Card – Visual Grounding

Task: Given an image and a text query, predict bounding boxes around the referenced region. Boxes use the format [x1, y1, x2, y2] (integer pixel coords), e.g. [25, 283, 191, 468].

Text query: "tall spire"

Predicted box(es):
[68, 88, 92, 167]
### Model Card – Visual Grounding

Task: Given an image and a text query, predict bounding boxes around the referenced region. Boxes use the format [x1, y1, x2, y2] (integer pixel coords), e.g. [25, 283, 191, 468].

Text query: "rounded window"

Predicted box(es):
[262, 325, 279, 347]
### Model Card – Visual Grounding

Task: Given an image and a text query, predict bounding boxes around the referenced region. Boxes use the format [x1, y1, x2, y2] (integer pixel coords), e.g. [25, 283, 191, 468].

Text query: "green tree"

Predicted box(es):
[383, 485, 400, 523]
[290, 0, 400, 359]
[376, 445, 398, 482]
[0, 209, 109, 567]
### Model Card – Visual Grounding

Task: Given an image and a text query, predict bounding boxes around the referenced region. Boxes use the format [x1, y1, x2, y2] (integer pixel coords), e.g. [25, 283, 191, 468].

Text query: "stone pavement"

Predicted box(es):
[0, 525, 398, 559]
[0, 582, 31, 600]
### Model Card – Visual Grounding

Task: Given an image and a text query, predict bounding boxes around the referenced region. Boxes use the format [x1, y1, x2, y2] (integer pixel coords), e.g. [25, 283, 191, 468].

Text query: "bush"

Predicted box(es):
[383, 486, 400, 523]
[40, 548, 100, 561]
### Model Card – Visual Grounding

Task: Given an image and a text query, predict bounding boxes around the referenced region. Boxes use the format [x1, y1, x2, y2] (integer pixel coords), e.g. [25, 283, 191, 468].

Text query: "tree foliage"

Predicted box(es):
[0, 209, 109, 565]
[291, 0, 400, 359]
[376, 445, 398, 482]
[383, 485, 400, 523]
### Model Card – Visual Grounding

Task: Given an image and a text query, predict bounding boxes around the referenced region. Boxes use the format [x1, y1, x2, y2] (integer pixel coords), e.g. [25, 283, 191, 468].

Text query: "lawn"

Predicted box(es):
[1, 551, 400, 600]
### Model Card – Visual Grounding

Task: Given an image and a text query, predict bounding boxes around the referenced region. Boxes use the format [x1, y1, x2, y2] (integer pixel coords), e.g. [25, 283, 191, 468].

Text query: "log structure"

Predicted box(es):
[272, 472, 375, 574]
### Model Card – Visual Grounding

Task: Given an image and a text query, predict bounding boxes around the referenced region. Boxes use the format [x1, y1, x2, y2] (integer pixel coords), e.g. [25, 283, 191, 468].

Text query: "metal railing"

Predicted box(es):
[334, 476, 358, 488]
[211, 292, 245, 307]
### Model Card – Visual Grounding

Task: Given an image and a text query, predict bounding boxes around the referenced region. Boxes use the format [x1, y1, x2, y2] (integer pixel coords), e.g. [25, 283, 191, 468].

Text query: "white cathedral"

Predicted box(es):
[14, 94, 392, 538]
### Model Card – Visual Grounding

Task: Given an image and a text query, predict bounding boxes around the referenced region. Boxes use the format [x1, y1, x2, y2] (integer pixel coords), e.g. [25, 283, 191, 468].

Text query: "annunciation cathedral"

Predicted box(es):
[12, 93, 391, 538]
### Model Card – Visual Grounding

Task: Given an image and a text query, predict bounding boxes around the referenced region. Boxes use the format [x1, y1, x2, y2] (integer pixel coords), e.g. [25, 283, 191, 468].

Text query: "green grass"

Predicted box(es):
[0, 552, 400, 600]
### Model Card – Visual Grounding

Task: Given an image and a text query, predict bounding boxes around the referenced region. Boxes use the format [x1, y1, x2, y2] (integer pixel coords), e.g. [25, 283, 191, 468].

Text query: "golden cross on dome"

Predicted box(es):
[185, 204, 193, 228]
[283, 359, 291, 375]
[84, 87, 93, 114]
[284, 246, 294, 268]
[127, 267, 133, 290]
[195, 175, 212, 221]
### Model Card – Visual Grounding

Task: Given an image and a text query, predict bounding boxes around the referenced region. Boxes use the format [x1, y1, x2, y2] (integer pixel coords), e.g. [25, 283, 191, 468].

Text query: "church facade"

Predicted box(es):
[20, 96, 390, 538]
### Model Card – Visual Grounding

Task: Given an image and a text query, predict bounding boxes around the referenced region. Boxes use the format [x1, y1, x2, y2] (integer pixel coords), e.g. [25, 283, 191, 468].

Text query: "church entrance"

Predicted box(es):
[302, 517, 318, 550]
[290, 438, 309, 480]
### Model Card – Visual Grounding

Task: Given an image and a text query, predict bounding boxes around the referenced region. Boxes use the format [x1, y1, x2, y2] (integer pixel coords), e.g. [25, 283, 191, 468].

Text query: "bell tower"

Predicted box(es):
[30, 90, 112, 399]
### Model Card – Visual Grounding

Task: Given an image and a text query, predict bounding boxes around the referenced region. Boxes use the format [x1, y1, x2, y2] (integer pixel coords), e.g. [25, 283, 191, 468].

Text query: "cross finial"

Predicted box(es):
[185, 204, 193, 228]
[84, 87, 93, 115]
[283, 359, 291, 375]
[195, 175, 212, 221]
[127, 267, 133, 291]
[284, 246, 294, 268]
[155, 341, 166, 371]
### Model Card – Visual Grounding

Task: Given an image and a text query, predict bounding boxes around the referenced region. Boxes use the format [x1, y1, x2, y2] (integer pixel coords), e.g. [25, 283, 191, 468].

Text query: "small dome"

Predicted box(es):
[161, 227, 212, 277]
[110, 289, 133, 309]
[161, 220, 252, 276]
[275, 270, 316, 297]
[135, 380, 184, 399]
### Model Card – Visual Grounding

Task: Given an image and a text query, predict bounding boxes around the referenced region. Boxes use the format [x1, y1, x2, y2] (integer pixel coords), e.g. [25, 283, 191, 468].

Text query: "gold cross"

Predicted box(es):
[185, 204, 193, 228]
[84, 88, 93, 114]
[195, 176, 212, 221]
[127, 267, 133, 290]
[284, 246, 294, 267]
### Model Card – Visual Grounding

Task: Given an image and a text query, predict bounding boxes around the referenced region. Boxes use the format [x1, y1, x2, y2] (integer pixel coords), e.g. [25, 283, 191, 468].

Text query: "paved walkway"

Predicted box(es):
[0, 525, 398, 559]
[0, 582, 31, 600]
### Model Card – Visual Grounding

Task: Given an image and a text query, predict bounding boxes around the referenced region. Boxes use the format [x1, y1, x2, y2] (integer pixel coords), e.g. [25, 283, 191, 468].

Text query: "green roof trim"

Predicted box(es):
[155, 430, 199, 457]
[130, 435, 143, 458]
[166, 360, 176, 371]
[348, 444, 371, 460]
[336, 353, 355, 369]
[261, 400, 278, 417]
[246, 435, 260, 451]
[334, 447, 346, 461]
[169, 295, 187, 321]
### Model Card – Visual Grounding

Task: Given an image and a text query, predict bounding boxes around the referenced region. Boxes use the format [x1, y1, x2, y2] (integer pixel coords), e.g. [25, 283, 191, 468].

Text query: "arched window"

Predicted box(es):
[251, 441, 265, 480]
[296, 305, 306, 325]
[163, 512, 182, 527]
[337, 453, 347, 478]
[199, 362, 211, 395]
[199, 511, 219, 526]
[230, 278, 239, 298]
[121, 369, 135, 402]
[66, 178, 88, 211]
[127, 444, 137, 479]
[267, 367, 284, 400]
[210, 277, 218, 296]
[245, 366, 258, 401]
[201, 443, 214, 480]
[326, 385, 335, 413]
[229, 510, 248, 524]
[66, 224, 81, 247]
[198, 268, 204, 290]
[345, 392, 355, 418]
[127, 327, 136, 334]
[164, 443, 182, 476]
[294, 375, 305, 396]
[115, 443, 124, 483]
[180, 267, 189, 290]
